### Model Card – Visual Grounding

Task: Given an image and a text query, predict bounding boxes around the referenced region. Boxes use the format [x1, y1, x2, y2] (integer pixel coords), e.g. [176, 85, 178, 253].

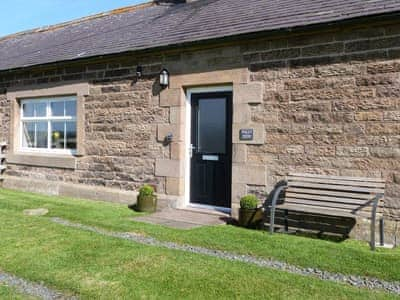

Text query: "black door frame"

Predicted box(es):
[189, 91, 233, 209]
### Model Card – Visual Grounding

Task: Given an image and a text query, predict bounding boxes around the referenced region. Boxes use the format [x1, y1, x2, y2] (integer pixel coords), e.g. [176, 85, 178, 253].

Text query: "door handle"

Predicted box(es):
[189, 144, 197, 158]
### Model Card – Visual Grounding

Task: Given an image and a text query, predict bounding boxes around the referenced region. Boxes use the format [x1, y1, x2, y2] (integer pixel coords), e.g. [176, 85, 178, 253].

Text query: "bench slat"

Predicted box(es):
[285, 192, 382, 206]
[276, 203, 380, 219]
[287, 181, 384, 194]
[288, 172, 385, 183]
[286, 187, 380, 200]
[284, 197, 376, 212]
[287, 176, 386, 188]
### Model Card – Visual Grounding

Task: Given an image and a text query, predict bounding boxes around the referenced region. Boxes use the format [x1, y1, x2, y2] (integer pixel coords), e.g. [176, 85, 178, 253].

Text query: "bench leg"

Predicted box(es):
[369, 194, 383, 251]
[284, 209, 289, 232]
[269, 185, 288, 234]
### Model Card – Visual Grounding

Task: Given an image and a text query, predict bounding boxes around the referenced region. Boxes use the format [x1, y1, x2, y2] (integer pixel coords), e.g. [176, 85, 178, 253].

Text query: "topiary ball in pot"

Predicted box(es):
[239, 194, 263, 228]
[136, 184, 157, 213]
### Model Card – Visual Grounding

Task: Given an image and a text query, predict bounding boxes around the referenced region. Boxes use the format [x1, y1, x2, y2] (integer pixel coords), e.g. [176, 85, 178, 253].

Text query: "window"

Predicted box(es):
[20, 96, 77, 154]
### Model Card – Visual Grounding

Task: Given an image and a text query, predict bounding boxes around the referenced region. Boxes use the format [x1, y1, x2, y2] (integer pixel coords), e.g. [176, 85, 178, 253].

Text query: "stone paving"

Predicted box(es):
[132, 208, 230, 229]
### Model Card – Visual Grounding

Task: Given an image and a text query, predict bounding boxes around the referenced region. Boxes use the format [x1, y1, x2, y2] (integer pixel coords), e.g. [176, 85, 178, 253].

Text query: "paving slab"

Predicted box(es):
[132, 208, 230, 229]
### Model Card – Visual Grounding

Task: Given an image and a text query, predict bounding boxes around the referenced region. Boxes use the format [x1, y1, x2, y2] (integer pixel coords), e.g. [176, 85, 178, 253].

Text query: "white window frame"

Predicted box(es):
[20, 96, 77, 155]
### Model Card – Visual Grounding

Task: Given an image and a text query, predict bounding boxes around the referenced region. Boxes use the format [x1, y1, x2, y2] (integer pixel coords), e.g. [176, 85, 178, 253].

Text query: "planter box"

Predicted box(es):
[136, 195, 157, 213]
[238, 207, 263, 228]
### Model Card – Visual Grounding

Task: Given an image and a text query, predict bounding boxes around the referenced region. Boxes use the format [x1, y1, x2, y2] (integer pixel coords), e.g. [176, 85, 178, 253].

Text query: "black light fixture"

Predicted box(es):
[136, 65, 143, 78]
[159, 68, 169, 88]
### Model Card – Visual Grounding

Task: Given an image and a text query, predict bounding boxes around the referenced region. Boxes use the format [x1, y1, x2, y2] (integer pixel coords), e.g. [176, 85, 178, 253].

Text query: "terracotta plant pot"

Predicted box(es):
[136, 195, 157, 213]
[239, 208, 263, 228]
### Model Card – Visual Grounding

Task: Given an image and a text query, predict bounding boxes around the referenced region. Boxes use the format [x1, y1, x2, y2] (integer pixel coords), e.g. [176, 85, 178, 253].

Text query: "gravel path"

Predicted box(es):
[51, 217, 400, 295]
[0, 271, 77, 300]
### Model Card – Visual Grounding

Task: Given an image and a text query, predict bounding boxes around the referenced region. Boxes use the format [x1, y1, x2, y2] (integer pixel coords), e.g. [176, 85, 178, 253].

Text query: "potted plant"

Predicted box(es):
[136, 184, 157, 213]
[239, 194, 263, 228]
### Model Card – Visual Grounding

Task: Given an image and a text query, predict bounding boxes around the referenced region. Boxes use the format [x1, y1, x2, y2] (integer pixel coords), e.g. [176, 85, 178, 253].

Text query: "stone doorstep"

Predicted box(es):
[132, 208, 229, 229]
[180, 206, 231, 217]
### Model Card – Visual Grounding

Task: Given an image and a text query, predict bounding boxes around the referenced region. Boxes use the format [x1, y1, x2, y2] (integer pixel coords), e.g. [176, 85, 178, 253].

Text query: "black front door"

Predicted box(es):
[190, 92, 232, 208]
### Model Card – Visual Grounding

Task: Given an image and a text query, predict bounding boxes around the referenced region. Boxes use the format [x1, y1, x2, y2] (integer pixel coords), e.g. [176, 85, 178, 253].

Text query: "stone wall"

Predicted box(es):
[0, 17, 399, 243]
[0, 57, 170, 195]
[243, 21, 400, 225]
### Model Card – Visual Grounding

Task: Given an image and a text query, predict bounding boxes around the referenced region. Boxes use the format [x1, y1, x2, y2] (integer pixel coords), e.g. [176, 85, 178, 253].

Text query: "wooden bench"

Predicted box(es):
[269, 173, 385, 250]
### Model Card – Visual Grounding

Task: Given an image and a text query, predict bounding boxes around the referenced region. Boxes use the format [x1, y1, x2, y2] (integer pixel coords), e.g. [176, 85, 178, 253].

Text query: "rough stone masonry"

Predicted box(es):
[0, 17, 400, 244]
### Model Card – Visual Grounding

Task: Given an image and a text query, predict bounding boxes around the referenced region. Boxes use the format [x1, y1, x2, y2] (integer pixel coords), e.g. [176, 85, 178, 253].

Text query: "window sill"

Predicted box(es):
[6, 153, 77, 169]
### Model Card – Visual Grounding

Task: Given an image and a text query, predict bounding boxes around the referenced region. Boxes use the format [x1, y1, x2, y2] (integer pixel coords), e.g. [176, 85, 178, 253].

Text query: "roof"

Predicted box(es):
[1, 0, 400, 72]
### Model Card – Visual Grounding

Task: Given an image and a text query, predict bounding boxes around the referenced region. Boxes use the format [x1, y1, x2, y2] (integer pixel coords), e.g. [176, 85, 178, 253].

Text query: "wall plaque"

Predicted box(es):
[239, 129, 254, 141]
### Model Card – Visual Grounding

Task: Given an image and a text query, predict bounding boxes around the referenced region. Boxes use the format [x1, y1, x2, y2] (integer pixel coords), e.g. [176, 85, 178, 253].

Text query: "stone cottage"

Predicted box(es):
[0, 0, 400, 243]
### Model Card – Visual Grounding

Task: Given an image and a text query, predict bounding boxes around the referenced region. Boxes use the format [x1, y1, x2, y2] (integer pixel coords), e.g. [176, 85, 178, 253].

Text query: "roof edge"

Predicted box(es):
[0, 1, 154, 43]
[1, 10, 400, 74]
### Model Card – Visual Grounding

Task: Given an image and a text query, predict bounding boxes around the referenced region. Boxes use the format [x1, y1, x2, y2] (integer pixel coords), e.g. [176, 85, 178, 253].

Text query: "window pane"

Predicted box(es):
[51, 101, 64, 117]
[66, 121, 77, 150]
[65, 100, 76, 117]
[36, 122, 48, 148]
[35, 102, 47, 117]
[22, 103, 34, 118]
[22, 122, 35, 147]
[51, 122, 65, 149]
[197, 98, 226, 154]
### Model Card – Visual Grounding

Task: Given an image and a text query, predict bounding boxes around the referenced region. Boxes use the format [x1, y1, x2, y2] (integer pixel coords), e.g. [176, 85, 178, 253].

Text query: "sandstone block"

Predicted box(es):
[155, 159, 184, 178]
[336, 146, 369, 157]
[369, 147, 400, 159]
[231, 183, 247, 206]
[170, 106, 185, 124]
[166, 177, 185, 196]
[302, 42, 344, 57]
[232, 144, 247, 163]
[383, 111, 400, 121]
[232, 164, 266, 185]
[170, 142, 185, 160]
[233, 103, 251, 123]
[160, 88, 184, 107]
[305, 146, 336, 157]
[315, 63, 364, 77]
[233, 82, 263, 104]
[157, 124, 185, 142]
[355, 112, 383, 121]
[367, 61, 400, 74]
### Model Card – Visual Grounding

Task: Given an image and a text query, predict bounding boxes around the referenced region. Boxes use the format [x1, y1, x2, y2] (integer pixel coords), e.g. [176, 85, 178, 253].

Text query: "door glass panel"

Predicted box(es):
[197, 98, 226, 154]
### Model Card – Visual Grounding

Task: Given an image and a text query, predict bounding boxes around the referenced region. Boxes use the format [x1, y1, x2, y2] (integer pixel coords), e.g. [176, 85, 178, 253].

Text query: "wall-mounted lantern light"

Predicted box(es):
[159, 68, 169, 88]
[136, 66, 143, 78]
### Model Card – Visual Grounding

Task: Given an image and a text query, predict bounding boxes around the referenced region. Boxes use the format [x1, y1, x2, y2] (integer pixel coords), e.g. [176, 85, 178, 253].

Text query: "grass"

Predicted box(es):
[0, 188, 399, 299]
[0, 283, 36, 299]
[0, 188, 398, 282]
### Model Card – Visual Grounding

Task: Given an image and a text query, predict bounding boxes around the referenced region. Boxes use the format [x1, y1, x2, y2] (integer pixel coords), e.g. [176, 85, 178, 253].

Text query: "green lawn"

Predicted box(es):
[0, 188, 399, 299]
[0, 283, 36, 299]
